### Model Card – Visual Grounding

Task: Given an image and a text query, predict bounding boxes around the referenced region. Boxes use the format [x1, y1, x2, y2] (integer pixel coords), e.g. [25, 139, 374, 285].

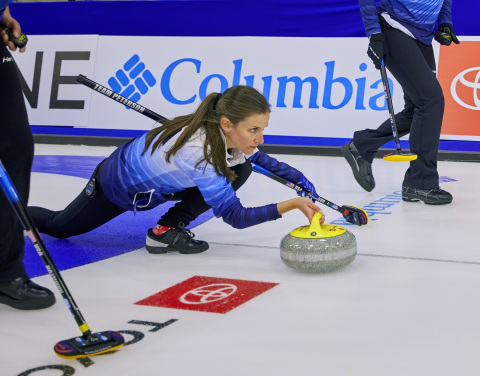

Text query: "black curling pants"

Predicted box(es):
[28, 160, 253, 239]
[28, 165, 126, 239]
[0, 44, 34, 283]
[353, 20, 444, 189]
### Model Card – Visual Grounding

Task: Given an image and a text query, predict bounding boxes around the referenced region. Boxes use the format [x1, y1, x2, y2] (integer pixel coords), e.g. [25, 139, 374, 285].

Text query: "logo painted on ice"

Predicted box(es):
[329, 176, 457, 226]
[108, 54, 157, 109]
[450, 67, 480, 110]
[179, 284, 237, 305]
[439, 176, 457, 183]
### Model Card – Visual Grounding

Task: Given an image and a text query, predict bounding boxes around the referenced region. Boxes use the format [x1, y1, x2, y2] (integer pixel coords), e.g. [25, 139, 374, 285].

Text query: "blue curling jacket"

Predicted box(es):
[99, 129, 303, 229]
[358, 0, 453, 44]
[0, 0, 13, 21]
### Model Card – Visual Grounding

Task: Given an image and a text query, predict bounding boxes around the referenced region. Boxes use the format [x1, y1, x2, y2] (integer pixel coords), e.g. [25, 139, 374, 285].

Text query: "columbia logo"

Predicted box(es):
[439, 176, 457, 183]
[108, 54, 157, 109]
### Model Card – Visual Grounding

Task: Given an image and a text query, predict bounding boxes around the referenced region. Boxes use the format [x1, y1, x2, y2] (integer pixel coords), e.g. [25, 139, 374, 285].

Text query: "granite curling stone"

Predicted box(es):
[280, 213, 357, 273]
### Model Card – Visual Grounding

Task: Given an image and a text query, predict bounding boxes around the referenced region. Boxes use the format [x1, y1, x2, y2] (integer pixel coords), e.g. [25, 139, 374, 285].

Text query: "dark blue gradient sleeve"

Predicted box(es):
[358, 0, 381, 37]
[438, 0, 452, 25]
[219, 201, 281, 229]
[249, 151, 303, 184]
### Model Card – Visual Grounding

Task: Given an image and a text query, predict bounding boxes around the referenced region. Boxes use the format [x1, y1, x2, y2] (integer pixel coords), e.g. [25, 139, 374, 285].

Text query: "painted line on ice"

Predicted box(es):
[208, 242, 480, 266]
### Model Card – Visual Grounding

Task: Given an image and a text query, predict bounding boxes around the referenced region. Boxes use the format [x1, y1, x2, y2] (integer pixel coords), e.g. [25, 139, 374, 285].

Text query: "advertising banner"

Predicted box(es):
[437, 38, 480, 141]
[14, 36, 403, 137]
[89, 36, 405, 138]
[13, 35, 97, 127]
[13, 35, 478, 142]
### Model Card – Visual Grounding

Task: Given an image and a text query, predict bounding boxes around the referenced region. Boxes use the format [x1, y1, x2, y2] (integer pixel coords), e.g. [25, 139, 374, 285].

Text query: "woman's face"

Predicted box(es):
[220, 112, 269, 155]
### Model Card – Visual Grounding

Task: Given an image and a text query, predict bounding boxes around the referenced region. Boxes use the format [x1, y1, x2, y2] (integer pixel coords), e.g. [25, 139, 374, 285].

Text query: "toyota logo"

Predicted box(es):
[179, 284, 237, 304]
[450, 67, 480, 110]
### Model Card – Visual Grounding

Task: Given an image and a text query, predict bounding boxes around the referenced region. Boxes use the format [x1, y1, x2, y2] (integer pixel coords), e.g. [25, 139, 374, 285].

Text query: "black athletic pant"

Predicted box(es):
[28, 160, 253, 239]
[0, 44, 34, 283]
[353, 19, 444, 189]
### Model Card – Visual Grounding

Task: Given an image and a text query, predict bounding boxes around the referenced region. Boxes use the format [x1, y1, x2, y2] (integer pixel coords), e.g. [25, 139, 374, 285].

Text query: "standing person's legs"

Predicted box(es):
[146, 160, 252, 254]
[342, 26, 419, 192]
[353, 94, 415, 162]
[344, 24, 445, 198]
[352, 20, 430, 161]
[0, 48, 33, 283]
[382, 32, 444, 190]
[342, 91, 415, 191]
[0, 44, 55, 309]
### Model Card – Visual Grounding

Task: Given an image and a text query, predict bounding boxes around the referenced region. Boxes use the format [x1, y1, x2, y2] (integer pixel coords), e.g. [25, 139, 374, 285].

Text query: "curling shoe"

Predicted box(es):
[0, 276, 56, 310]
[341, 141, 375, 192]
[146, 223, 209, 254]
[402, 186, 453, 205]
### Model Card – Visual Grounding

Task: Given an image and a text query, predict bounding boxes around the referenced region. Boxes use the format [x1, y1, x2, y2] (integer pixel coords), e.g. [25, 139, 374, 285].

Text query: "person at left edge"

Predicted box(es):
[28, 85, 324, 254]
[0, 3, 56, 310]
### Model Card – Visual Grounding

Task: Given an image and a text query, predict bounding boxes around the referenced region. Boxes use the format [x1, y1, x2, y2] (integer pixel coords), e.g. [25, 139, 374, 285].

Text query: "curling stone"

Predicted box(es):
[280, 213, 357, 273]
